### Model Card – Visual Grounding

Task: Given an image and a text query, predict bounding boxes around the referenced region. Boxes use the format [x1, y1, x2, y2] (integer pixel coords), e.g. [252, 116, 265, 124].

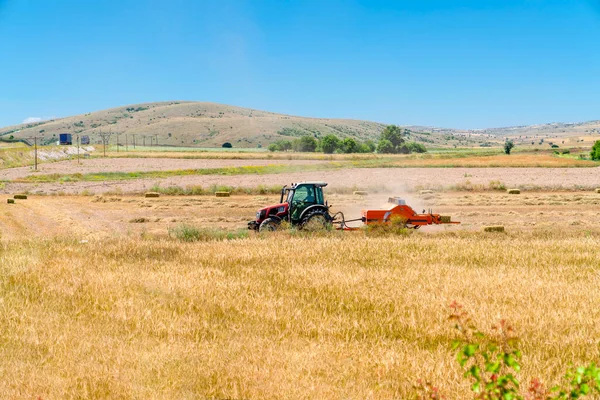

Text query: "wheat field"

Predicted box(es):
[1, 230, 599, 399]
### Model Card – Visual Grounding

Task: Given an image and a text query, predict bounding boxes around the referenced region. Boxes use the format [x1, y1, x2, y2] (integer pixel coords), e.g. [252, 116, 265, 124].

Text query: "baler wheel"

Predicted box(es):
[259, 218, 280, 232]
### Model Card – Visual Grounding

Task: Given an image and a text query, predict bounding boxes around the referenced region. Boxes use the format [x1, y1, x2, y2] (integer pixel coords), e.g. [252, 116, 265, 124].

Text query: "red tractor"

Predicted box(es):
[248, 181, 332, 232]
[248, 181, 460, 232]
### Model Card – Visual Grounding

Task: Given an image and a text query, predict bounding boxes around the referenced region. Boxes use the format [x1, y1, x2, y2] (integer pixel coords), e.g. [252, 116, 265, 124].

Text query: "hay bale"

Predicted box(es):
[145, 192, 160, 198]
[483, 225, 505, 233]
[14, 194, 27, 200]
[215, 191, 231, 197]
[507, 189, 520, 194]
[129, 217, 149, 223]
[353, 191, 368, 196]
[440, 215, 452, 223]
[595, 188, 600, 194]
[7, 199, 15, 204]
[419, 190, 434, 195]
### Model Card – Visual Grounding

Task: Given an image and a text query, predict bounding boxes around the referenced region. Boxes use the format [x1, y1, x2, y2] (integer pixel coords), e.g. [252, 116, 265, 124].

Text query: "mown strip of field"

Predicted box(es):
[17, 162, 345, 182]
[14, 153, 598, 183]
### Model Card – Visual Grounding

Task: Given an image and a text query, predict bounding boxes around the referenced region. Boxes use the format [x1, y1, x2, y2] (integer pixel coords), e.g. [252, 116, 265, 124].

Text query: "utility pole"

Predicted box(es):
[143, 135, 146, 147]
[125, 134, 128, 151]
[116, 133, 119, 152]
[34, 136, 38, 170]
[77, 134, 80, 164]
[132, 134, 136, 149]
[155, 134, 158, 146]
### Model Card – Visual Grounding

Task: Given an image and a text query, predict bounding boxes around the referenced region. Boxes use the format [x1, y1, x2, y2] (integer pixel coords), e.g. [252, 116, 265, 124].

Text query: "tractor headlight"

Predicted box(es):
[256, 211, 261, 220]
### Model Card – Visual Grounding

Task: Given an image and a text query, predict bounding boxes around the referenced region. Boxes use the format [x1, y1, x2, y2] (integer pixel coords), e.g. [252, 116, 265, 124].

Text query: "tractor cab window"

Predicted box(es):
[292, 185, 316, 204]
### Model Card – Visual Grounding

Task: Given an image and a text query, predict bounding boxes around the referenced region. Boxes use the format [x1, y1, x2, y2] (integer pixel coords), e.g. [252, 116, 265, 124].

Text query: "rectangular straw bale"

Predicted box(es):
[507, 189, 520, 194]
[14, 194, 27, 199]
[483, 225, 505, 232]
[215, 191, 231, 197]
[145, 192, 160, 198]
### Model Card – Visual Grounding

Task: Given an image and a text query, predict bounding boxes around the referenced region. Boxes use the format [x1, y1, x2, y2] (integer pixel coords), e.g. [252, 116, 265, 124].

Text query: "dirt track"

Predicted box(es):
[2, 166, 600, 195]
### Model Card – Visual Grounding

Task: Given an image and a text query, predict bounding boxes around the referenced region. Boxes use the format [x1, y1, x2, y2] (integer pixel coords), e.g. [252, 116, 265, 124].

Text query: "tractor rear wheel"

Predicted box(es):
[259, 218, 280, 232]
[301, 210, 332, 231]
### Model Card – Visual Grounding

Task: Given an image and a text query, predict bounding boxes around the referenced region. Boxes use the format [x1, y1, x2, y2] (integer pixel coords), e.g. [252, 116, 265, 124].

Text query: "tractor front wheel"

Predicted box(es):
[301, 210, 332, 231]
[259, 218, 280, 232]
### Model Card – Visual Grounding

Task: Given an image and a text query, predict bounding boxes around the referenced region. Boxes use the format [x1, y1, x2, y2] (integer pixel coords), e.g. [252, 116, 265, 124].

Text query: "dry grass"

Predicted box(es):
[1, 231, 600, 399]
[387, 153, 596, 168]
[103, 151, 596, 168]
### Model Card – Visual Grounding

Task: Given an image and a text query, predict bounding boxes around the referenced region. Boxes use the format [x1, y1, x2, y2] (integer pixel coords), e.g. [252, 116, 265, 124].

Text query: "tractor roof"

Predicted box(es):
[291, 181, 328, 188]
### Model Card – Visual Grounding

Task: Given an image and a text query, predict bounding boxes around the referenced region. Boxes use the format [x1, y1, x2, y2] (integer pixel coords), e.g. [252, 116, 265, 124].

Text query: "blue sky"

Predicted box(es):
[0, 0, 599, 129]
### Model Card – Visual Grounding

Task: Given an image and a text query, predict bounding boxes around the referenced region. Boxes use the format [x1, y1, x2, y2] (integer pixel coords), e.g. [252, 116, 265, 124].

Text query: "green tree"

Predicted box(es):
[320, 134, 340, 154]
[591, 140, 600, 160]
[293, 135, 317, 152]
[364, 139, 376, 152]
[356, 142, 373, 153]
[381, 125, 405, 152]
[377, 139, 395, 154]
[268, 140, 292, 152]
[504, 140, 515, 155]
[340, 137, 358, 153]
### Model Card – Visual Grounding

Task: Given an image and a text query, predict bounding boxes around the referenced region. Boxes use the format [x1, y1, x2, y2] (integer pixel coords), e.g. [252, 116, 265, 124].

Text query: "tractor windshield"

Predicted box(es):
[291, 185, 323, 204]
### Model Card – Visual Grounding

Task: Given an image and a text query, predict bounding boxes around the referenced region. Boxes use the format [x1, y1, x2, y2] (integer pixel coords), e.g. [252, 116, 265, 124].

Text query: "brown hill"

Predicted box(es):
[0, 101, 391, 148]
[4, 101, 594, 150]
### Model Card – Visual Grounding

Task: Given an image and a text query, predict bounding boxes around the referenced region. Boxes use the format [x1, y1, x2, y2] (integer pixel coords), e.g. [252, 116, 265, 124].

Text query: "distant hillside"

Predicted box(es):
[0, 101, 496, 149]
[0, 102, 391, 148]
[3, 101, 595, 150]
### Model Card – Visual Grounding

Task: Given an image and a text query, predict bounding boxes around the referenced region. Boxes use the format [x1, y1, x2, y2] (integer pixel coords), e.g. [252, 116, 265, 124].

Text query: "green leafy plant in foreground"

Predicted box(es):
[415, 303, 600, 399]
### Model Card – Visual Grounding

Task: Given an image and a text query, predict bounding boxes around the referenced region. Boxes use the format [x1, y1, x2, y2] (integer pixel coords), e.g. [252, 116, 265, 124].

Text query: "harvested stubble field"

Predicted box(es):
[2, 191, 600, 240]
[3, 166, 600, 196]
[1, 230, 600, 399]
[2, 158, 600, 398]
[0, 157, 323, 181]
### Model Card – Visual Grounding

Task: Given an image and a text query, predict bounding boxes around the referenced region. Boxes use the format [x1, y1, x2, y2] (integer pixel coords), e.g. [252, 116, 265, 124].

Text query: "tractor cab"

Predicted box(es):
[282, 182, 326, 222]
[248, 182, 330, 231]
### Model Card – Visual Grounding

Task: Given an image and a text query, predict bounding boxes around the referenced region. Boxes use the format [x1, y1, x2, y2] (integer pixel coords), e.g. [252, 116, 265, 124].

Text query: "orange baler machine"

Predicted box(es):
[336, 197, 460, 230]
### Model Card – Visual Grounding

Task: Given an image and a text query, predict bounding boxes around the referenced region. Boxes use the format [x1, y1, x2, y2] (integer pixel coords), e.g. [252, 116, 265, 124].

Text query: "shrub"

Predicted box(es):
[364, 139, 376, 152]
[414, 303, 600, 399]
[268, 139, 292, 152]
[169, 224, 248, 242]
[488, 180, 506, 191]
[377, 139, 395, 154]
[407, 142, 427, 153]
[222, 142, 232, 148]
[591, 140, 600, 160]
[292, 135, 317, 152]
[504, 140, 515, 155]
